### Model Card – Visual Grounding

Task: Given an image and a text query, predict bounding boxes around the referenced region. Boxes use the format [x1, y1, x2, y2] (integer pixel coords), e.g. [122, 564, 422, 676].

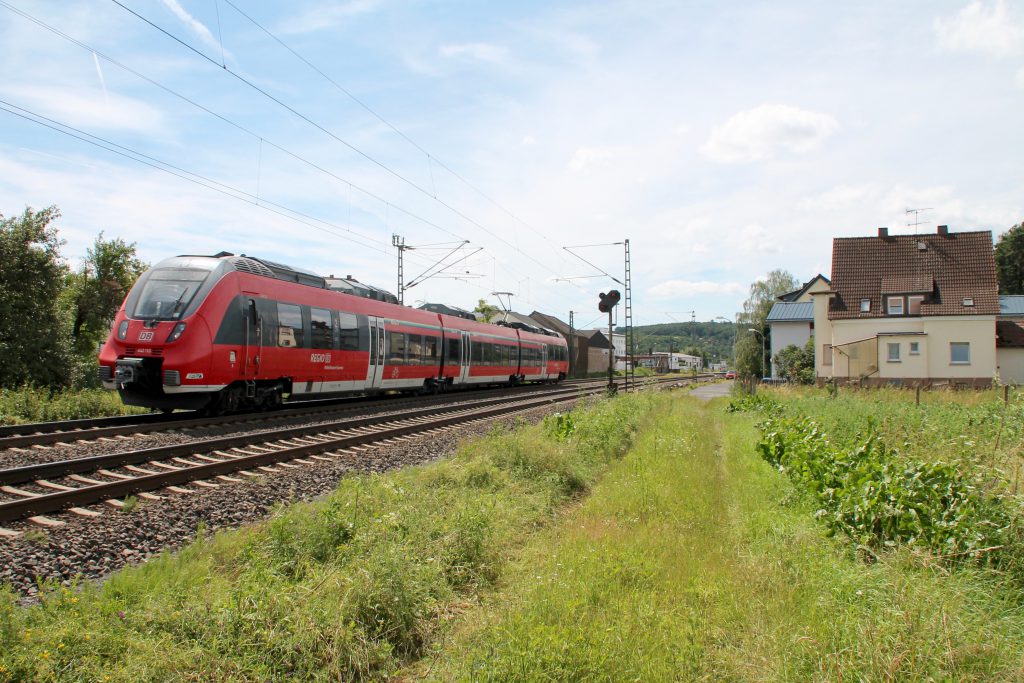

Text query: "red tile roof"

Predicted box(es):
[829, 230, 998, 319]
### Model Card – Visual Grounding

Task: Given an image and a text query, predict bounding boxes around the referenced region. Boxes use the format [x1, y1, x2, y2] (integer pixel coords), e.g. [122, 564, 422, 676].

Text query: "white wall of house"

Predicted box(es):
[997, 349, 1024, 384]
[824, 316, 996, 382]
[769, 322, 812, 377]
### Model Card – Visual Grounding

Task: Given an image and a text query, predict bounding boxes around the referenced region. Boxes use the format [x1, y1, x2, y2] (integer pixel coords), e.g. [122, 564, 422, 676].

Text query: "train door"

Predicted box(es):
[541, 343, 549, 380]
[459, 331, 471, 383]
[242, 295, 262, 378]
[366, 316, 385, 388]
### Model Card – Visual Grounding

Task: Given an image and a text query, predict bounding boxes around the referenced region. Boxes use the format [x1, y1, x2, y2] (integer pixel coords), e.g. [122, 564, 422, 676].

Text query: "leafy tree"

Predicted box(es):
[773, 338, 815, 384]
[736, 270, 799, 379]
[995, 221, 1024, 294]
[473, 298, 500, 323]
[66, 233, 147, 357]
[0, 206, 70, 388]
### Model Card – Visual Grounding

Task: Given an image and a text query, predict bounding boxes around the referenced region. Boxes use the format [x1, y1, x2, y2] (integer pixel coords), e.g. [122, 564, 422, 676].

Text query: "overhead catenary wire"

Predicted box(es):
[107, 0, 564, 279]
[0, 99, 395, 257]
[219, 0, 565, 256]
[0, 0, 470, 261]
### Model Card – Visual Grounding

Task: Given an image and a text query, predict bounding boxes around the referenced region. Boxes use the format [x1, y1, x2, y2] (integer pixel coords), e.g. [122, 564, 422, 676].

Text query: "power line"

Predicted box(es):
[108, 0, 564, 279]
[0, 0, 469, 260]
[219, 0, 565, 255]
[0, 98, 395, 256]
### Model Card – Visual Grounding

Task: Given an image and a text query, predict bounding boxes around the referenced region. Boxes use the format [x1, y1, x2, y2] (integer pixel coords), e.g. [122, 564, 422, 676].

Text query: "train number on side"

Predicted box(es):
[310, 353, 332, 363]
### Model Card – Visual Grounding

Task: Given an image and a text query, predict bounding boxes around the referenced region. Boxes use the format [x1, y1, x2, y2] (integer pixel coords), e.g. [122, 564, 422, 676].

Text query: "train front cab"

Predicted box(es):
[99, 256, 230, 411]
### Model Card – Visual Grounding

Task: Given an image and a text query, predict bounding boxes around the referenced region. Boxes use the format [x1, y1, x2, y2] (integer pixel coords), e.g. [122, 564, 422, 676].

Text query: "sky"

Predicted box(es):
[1, 0, 1022, 331]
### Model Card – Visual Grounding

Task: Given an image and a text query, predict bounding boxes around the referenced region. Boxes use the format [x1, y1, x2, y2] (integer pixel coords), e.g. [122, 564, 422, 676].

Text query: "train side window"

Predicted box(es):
[388, 332, 406, 364]
[407, 334, 423, 365]
[447, 338, 460, 364]
[338, 312, 360, 351]
[310, 307, 332, 349]
[423, 336, 439, 363]
[277, 303, 303, 348]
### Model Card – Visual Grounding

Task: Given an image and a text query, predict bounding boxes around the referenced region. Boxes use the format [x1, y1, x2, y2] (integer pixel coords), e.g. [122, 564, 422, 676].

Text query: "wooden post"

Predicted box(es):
[916, 385, 921, 405]
[1005, 384, 1010, 405]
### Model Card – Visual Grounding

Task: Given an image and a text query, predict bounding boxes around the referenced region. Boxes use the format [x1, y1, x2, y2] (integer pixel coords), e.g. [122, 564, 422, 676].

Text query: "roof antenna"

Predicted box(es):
[906, 207, 932, 234]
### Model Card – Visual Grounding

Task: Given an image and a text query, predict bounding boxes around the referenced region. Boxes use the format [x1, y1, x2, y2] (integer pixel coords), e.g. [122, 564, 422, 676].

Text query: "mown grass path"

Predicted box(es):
[423, 395, 1024, 681]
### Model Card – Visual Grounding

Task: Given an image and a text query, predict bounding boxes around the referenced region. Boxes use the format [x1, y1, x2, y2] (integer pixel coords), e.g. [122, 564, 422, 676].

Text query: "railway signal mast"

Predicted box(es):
[598, 289, 621, 393]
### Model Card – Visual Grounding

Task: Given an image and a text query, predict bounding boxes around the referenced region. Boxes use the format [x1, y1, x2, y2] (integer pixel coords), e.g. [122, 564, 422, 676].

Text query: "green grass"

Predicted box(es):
[0, 392, 660, 681]
[5, 388, 1024, 681]
[423, 395, 1024, 681]
[0, 386, 148, 425]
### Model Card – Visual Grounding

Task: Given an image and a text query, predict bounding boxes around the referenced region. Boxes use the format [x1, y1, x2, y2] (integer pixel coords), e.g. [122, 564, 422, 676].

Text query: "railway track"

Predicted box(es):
[0, 385, 605, 531]
[0, 379, 611, 451]
[0, 374, 707, 533]
[0, 375, 707, 451]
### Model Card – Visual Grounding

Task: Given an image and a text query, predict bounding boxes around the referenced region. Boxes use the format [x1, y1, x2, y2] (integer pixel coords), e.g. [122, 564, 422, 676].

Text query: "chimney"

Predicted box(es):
[937, 225, 949, 236]
[878, 227, 889, 238]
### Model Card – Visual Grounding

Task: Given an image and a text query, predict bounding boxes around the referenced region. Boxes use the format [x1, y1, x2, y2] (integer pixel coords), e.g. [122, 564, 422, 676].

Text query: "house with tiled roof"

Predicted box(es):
[812, 226, 1000, 387]
[766, 274, 828, 378]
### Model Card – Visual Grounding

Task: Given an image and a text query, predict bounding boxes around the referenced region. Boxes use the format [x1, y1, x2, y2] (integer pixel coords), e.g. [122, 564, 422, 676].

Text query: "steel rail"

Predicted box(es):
[0, 388, 598, 523]
[0, 380, 608, 450]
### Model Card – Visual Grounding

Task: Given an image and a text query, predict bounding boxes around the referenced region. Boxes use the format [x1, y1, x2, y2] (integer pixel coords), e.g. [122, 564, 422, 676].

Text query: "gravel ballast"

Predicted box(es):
[0, 402, 573, 601]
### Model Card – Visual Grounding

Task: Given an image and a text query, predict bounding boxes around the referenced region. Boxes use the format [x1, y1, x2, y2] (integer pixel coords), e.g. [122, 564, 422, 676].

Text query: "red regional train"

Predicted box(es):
[99, 253, 568, 413]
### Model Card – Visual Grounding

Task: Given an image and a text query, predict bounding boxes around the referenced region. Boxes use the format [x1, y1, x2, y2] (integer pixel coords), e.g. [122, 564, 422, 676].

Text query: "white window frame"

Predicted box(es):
[909, 341, 920, 355]
[860, 298, 871, 312]
[887, 342, 901, 362]
[887, 296, 904, 315]
[907, 295, 924, 315]
[950, 342, 970, 365]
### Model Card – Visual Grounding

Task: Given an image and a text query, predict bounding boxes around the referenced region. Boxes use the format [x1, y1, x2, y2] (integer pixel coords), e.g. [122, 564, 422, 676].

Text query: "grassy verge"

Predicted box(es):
[0, 386, 148, 425]
[424, 395, 1024, 681]
[0, 392, 661, 681]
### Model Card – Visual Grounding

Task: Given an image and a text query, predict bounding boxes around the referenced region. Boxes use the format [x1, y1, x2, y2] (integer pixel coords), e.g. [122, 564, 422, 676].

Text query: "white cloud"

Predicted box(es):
[1017, 66, 1024, 88]
[1, 85, 165, 133]
[702, 104, 839, 164]
[276, 0, 383, 34]
[568, 145, 629, 172]
[520, 135, 536, 146]
[737, 224, 781, 254]
[438, 42, 509, 64]
[158, 0, 229, 57]
[934, 0, 1024, 57]
[648, 279, 744, 299]
[798, 184, 878, 211]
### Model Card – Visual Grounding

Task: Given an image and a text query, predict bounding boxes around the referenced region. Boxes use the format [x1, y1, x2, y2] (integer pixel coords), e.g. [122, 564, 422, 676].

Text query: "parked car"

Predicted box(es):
[724, 370, 737, 380]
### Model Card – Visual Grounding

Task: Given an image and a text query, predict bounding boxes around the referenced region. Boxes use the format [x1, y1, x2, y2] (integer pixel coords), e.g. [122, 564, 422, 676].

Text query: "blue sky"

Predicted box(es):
[1, 0, 1021, 330]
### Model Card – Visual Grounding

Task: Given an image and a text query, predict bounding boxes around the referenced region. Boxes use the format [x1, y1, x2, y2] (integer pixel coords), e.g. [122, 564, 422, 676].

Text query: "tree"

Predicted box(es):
[473, 298, 500, 323]
[773, 338, 815, 384]
[995, 221, 1024, 294]
[66, 233, 147, 357]
[0, 206, 70, 388]
[735, 269, 799, 379]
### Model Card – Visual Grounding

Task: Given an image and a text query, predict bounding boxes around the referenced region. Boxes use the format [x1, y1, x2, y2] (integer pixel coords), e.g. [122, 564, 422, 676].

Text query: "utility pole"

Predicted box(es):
[624, 238, 634, 392]
[392, 234, 410, 305]
[568, 310, 575, 379]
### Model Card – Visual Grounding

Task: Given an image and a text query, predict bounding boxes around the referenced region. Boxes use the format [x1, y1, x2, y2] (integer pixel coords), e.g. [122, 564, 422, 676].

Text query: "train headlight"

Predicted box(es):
[166, 322, 187, 343]
[117, 320, 129, 340]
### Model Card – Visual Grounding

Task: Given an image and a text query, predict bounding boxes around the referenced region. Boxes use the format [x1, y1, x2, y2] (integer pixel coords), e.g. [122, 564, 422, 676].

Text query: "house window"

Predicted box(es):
[822, 343, 832, 366]
[887, 342, 900, 362]
[963, 297, 974, 307]
[950, 342, 970, 364]
[908, 296, 924, 315]
[909, 341, 920, 355]
[860, 298, 871, 312]
[887, 296, 904, 315]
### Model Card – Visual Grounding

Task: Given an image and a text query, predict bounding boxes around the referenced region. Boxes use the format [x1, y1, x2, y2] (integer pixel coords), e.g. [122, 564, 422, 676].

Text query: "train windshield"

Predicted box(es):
[131, 268, 211, 320]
